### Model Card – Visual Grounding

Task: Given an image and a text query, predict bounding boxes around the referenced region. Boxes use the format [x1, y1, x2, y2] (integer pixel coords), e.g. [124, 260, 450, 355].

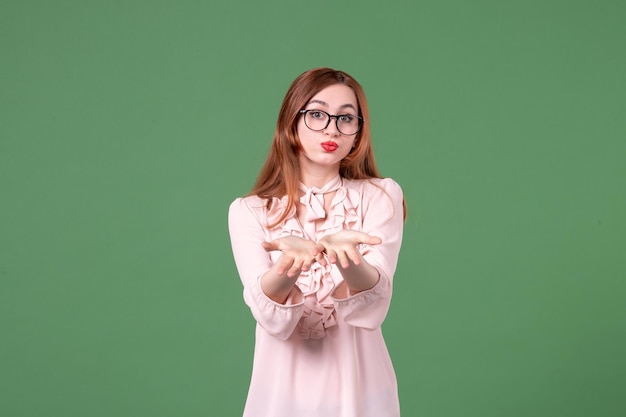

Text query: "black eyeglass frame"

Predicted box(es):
[299, 109, 364, 136]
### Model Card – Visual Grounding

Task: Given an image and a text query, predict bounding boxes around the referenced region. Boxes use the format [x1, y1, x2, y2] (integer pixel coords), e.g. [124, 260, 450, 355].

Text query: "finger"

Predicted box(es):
[287, 265, 302, 278]
[311, 243, 324, 257]
[360, 234, 382, 245]
[287, 258, 304, 277]
[325, 249, 338, 264]
[275, 255, 294, 275]
[308, 244, 323, 264]
[262, 240, 280, 252]
[301, 259, 313, 272]
[336, 250, 351, 269]
[287, 269, 302, 278]
[315, 252, 327, 267]
[345, 246, 362, 266]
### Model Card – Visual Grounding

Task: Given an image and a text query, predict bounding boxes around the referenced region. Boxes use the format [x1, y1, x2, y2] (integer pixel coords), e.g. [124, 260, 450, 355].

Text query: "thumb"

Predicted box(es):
[361, 233, 382, 245]
[262, 240, 280, 252]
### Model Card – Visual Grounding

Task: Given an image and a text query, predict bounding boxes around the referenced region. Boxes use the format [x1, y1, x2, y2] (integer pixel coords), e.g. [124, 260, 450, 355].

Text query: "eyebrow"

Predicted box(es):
[307, 99, 358, 112]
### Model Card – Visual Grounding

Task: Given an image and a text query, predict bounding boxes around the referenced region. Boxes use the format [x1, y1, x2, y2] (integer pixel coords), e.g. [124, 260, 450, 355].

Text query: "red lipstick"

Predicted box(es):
[321, 141, 338, 152]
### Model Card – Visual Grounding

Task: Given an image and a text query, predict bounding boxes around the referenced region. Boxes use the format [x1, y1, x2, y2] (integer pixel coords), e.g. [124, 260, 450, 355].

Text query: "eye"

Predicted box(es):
[309, 111, 326, 119]
[338, 114, 356, 123]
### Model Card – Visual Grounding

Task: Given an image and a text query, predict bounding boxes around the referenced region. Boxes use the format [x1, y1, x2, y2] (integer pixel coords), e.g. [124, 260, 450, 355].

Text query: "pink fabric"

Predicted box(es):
[228, 177, 404, 417]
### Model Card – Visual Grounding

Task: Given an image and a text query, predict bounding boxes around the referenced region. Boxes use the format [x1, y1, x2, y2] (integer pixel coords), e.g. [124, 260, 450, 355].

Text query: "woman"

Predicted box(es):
[228, 67, 405, 417]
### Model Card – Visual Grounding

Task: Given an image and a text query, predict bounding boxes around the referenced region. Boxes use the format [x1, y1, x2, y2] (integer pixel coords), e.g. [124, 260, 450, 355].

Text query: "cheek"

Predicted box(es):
[339, 141, 356, 159]
[296, 124, 318, 145]
[296, 118, 308, 134]
[295, 122, 307, 142]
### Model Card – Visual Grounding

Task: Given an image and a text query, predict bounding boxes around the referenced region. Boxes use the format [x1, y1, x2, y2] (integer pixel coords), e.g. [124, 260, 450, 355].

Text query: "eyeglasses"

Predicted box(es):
[299, 109, 363, 136]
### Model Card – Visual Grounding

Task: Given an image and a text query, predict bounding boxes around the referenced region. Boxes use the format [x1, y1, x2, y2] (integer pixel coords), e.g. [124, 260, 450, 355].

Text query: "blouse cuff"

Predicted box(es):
[250, 275, 305, 307]
[330, 274, 391, 330]
[330, 272, 388, 306]
[245, 276, 305, 340]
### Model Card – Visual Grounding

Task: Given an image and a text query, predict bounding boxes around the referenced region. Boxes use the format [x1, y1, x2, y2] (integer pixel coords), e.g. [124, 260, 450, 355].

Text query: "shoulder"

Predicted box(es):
[343, 178, 404, 219]
[229, 195, 266, 210]
[229, 194, 292, 228]
[228, 195, 267, 220]
[343, 177, 403, 198]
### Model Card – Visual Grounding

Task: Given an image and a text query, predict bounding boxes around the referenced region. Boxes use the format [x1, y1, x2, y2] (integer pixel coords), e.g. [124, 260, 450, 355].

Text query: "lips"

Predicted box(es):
[321, 141, 338, 152]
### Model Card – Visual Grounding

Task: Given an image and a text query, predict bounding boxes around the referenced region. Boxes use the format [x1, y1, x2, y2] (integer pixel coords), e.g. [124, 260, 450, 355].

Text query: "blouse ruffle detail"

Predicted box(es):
[295, 262, 337, 339]
[298, 175, 343, 222]
[265, 196, 297, 230]
[318, 185, 360, 234]
[264, 177, 362, 339]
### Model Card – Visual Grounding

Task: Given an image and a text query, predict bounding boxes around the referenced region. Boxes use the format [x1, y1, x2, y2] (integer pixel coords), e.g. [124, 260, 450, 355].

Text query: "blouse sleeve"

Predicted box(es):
[333, 178, 404, 330]
[228, 198, 304, 340]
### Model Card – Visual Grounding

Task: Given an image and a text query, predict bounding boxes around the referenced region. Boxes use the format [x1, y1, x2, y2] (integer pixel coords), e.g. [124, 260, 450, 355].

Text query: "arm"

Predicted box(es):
[360, 179, 404, 287]
[329, 179, 405, 329]
[228, 198, 316, 339]
[260, 236, 326, 303]
[318, 230, 382, 293]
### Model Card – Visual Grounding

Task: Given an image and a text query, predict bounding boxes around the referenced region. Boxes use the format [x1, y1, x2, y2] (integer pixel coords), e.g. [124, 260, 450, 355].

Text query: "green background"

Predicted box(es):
[1, 0, 624, 416]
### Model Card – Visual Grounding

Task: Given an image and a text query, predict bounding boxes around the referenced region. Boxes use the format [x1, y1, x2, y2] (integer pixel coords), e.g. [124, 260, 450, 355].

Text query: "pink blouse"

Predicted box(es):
[228, 176, 404, 417]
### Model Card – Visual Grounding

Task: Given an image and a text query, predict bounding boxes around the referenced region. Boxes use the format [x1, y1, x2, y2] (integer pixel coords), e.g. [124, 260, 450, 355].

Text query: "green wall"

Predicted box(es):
[1, 1, 624, 416]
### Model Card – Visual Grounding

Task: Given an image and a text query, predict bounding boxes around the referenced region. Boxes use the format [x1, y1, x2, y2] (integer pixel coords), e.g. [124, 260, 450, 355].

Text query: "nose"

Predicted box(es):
[324, 116, 341, 136]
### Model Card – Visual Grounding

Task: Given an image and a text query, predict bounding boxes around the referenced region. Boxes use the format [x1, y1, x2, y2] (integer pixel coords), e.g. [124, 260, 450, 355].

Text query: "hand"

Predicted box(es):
[318, 230, 382, 268]
[262, 236, 327, 277]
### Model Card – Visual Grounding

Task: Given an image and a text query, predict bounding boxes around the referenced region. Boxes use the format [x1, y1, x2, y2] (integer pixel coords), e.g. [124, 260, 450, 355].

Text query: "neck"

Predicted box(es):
[299, 167, 340, 189]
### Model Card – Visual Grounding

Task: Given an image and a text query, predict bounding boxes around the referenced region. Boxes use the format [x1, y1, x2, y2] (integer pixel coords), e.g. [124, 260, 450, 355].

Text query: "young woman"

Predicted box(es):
[228, 68, 405, 417]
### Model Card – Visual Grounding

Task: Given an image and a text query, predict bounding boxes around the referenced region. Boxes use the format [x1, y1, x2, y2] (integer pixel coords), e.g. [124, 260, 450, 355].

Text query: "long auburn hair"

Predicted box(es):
[249, 68, 383, 227]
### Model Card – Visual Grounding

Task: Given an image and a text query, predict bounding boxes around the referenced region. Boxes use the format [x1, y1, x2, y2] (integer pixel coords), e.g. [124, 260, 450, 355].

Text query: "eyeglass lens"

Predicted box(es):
[303, 110, 361, 135]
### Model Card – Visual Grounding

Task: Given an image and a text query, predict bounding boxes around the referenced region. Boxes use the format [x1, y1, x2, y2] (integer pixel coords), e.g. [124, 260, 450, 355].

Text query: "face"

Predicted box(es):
[297, 84, 359, 178]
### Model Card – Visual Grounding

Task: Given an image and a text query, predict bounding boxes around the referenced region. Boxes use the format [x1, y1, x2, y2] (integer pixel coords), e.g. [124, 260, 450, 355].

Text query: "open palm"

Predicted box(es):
[318, 230, 382, 268]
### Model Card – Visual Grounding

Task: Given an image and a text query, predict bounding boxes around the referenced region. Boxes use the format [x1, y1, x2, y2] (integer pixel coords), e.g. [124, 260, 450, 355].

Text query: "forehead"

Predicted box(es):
[307, 84, 358, 109]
